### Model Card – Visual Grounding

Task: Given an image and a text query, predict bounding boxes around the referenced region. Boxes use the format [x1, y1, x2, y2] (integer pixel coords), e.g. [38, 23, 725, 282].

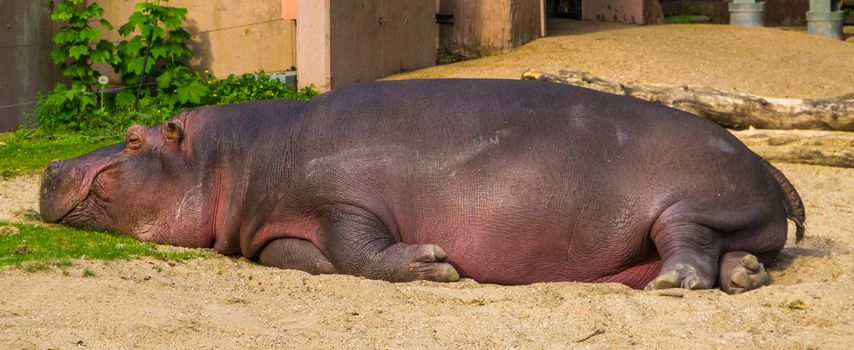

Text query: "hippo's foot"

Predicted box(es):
[405, 245, 460, 282]
[644, 254, 714, 290]
[718, 251, 770, 294]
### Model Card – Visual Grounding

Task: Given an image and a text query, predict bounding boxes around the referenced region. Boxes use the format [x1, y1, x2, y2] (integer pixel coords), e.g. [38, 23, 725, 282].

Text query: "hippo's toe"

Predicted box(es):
[718, 252, 770, 294]
[407, 245, 460, 282]
[644, 263, 707, 291]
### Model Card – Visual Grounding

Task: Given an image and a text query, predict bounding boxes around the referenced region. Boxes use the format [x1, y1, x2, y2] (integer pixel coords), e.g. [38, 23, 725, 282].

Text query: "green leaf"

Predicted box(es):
[62, 66, 84, 79]
[152, 26, 166, 41]
[170, 7, 189, 19]
[90, 49, 111, 63]
[166, 43, 191, 58]
[168, 29, 191, 42]
[79, 93, 95, 109]
[150, 45, 168, 59]
[176, 80, 208, 105]
[118, 22, 136, 37]
[99, 19, 114, 31]
[115, 90, 136, 108]
[52, 31, 69, 45]
[51, 3, 74, 21]
[125, 38, 144, 55]
[68, 45, 90, 59]
[78, 28, 101, 42]
[176, 87, 189, 104]
[163, 16, 182, 30]
[128, 12, 147, 27]
[50, 48, 68, 64]
[156, 69, 173, 89]
[126, 56, 149, 75]
[96, 40, 115, 52]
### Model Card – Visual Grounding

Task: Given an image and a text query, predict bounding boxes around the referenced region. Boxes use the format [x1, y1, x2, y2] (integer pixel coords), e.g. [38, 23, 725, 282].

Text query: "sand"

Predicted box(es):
[390, 20, 854, 99]
[1, 20, 853, 349]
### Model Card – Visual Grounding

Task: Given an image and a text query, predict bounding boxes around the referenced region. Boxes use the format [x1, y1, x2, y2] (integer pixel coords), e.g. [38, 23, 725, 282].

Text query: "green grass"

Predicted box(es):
[0, 131, 120, 178]
[0, 221, 211, 269]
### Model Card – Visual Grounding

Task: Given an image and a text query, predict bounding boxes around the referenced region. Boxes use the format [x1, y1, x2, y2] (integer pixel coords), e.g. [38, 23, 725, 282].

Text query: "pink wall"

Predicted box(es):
[282, 0, 297, 19]
[583, 0, 644, 24]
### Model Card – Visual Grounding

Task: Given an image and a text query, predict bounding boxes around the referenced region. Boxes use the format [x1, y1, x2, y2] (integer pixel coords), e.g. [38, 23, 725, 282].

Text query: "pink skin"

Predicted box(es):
[40, 80, 805, 292]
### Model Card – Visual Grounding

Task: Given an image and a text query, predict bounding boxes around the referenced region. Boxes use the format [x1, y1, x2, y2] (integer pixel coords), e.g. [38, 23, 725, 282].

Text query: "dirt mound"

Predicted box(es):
[390, 21, 854, 99]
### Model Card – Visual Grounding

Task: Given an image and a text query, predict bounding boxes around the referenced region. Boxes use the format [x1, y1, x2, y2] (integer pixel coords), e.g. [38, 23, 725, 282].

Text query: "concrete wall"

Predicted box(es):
[440, 0, 543, 58]
[100, 0, 296, 78]
[298, 0, 438, 92]
[0, 0, 61, 131]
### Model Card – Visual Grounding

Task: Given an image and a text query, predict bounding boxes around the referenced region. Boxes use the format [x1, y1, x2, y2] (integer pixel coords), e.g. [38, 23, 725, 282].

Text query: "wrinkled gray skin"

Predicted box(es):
[40, 79, 805, 294]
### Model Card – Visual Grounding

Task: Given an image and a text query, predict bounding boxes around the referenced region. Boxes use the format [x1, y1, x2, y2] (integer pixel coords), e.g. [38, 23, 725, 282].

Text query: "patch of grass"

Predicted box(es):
[82, 267, 97, 277]
[0, 221, 211, 270]
[0, 131, 120, 178]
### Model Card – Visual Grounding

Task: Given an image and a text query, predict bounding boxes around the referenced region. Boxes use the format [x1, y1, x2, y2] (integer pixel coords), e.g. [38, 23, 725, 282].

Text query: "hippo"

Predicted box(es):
[40, 79, 805, 294]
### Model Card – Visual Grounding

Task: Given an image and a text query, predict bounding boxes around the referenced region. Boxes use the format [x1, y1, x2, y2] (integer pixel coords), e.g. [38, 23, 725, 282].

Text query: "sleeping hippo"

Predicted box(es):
[39, 79, 805, 294]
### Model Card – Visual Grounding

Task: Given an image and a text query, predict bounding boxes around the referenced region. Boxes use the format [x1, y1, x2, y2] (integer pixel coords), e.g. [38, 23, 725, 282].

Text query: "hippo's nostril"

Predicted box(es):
[46, 160, 62, 173]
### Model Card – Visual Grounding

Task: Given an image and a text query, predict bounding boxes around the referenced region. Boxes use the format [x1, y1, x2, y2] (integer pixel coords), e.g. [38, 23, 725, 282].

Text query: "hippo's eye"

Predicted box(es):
[126, 134, 142, 150]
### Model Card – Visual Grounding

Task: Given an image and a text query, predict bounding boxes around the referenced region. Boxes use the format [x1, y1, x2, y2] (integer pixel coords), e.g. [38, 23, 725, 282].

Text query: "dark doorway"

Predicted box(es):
[547, 0, 582, 20]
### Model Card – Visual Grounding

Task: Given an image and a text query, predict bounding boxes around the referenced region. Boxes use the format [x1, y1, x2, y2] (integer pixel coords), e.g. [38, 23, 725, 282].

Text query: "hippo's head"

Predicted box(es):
[40, 120, 211, 246]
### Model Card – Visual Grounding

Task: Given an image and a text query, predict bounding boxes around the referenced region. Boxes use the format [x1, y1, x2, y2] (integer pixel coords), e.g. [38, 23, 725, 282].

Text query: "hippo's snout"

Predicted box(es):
[40, 159, 79, 223]
[39, 143, 125, 223]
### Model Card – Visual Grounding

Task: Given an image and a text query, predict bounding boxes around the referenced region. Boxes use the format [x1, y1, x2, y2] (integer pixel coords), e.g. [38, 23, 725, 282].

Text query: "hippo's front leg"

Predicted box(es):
[258, 238, 337, 275]
[317, 205, 460, 282]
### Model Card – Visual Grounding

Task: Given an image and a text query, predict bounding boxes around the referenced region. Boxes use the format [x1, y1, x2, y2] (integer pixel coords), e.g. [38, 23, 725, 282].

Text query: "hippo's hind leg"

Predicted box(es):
[258, 238, 337, 275]
[718, 251, 770, 294]
[645, 212, 724, 291]
[316, 204, 460, 283]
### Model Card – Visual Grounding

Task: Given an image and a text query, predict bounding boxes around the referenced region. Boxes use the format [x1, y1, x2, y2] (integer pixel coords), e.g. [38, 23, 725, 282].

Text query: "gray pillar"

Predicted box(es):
[729, 0, 766, 27]
[807, 0, 844, 39]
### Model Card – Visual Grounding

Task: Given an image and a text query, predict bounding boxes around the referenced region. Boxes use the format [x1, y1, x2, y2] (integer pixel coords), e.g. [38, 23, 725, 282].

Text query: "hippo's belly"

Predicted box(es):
[395, 155, 661, 285]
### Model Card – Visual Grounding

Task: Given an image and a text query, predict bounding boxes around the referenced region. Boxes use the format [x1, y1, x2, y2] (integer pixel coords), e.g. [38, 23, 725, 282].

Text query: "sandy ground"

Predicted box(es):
[2, 20, 854, 349]
[0, 164, 852, 349]
[390, 21, 854, 99]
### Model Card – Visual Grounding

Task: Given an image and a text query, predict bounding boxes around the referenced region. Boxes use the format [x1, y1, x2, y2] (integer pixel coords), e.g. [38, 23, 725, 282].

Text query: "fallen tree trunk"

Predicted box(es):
[522, 70, 854, 131]
[730, 129, 854, 168]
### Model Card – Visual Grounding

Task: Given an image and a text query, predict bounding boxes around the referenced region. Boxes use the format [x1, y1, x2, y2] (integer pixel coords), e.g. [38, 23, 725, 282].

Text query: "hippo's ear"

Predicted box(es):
[162, 121, 183, 143]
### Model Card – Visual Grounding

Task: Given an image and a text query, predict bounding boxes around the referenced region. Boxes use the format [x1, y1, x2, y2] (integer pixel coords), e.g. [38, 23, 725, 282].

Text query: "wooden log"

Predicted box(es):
[522, 70, 854, 131]
[730, 129, 854, 168]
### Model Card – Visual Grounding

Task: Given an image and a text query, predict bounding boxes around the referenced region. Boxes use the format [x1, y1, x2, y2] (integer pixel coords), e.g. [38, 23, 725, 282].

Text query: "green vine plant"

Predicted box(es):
[46, 0, 118, 130]
[36, 0, 314, 134]
[50, 0, 117, 86]
[114, 0, 207, 108]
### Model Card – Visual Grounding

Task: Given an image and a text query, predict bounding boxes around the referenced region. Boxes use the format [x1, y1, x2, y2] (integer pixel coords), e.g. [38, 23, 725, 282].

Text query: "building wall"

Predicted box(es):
[99, 0, 296, 78]
[511, 0, 544, 47]
[298, 0, 438, 91]
[440, 0, 543, 58]
[580, 0, 664, 24]
[0, 0, 61, 131]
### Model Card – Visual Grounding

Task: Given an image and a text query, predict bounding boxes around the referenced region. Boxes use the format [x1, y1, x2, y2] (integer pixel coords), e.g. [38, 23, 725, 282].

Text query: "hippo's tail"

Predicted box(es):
[762, 160, 806, 243]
